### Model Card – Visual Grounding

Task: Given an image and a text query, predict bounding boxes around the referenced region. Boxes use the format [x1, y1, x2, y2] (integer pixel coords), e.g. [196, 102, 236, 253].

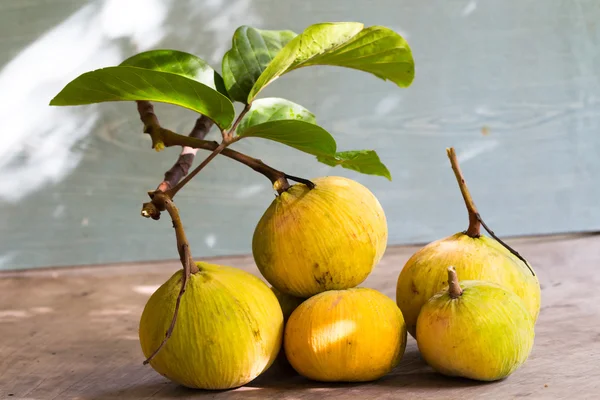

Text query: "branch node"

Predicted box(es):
[141, 202, 161, 220]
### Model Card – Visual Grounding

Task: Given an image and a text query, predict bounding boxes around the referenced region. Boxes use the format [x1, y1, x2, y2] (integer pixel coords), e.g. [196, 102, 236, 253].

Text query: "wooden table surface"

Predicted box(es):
[1, 233, 599, 400]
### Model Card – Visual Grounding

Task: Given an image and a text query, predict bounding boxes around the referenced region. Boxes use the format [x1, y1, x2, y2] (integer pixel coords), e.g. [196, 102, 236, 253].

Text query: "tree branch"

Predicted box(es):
[158, 115, 214, 192]
[136, 100, 316, 365]
[165, 104, 253, 197]
[166, 141, 228, 198]
[136, 100, 314, 195]
[137, 101, 216, 192]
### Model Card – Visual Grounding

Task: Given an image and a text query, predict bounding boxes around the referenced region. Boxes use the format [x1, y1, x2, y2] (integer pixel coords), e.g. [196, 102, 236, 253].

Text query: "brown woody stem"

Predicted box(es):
[166, 141, 227, 198]
[158, 116, 214, 192]
[137, 99, 317, 364]
[446, 147, 481, 237]
[142, 192, 197, 364]
[447, 266, 463, 299]
[136, 101, 314, 196]
[445, 147, 535, 277]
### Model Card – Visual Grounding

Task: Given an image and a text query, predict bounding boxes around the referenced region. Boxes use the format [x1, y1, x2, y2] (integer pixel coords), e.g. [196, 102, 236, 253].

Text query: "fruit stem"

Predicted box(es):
[446, 147, 480, 238]
[445, 147, 536, 277]
[447, 266, 463, 299]
[141, 192, 197, 365]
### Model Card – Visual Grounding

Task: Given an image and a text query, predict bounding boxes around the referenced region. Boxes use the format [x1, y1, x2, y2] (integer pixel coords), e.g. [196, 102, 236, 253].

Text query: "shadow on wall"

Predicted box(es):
[0, 0, 260, 204]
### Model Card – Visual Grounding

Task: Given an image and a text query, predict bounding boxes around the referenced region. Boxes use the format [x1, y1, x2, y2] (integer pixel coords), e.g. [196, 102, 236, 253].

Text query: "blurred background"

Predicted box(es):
[0, 0, 598, 271]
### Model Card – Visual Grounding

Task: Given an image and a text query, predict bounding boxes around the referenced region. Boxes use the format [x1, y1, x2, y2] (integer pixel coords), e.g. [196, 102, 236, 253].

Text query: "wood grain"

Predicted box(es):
[1, 234, 599, 399]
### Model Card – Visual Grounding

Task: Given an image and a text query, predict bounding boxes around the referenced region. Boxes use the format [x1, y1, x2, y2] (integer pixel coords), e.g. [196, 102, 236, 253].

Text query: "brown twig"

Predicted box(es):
[445, 147, 535, 277]
[142, 247, 193, 364]
[158, 116, 214, 192]
[166, 142, 228, 198]
[137, 100, 164, 150]
[142, 193, 197, 364]
[477, 218, 536, 277]
[165, 105, 254, 197]
[446, 147, 480, 237]
[136, 100, 314, 195]
[137, 100, 316, 365]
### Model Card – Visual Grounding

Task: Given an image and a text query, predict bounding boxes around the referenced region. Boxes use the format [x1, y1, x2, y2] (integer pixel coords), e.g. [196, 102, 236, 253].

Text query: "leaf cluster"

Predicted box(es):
[50, 22, 415, 180]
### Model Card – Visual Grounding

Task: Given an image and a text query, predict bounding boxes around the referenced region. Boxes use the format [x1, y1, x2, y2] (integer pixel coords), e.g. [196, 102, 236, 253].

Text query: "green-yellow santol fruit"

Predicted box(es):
[284, 287, 407, 382]
[416, 266, 535, 381]
[396, 148, 541, 338]
[138, 261, 284, 390]
[253, 176, 388, 298]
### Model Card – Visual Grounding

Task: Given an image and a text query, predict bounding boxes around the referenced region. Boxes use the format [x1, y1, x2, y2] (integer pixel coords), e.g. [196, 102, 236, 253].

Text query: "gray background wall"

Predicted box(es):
[0, 0, 598, 270]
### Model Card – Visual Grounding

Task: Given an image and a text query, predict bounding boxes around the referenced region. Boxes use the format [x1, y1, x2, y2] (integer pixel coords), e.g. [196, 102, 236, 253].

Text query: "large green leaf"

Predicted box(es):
[236, 97, 316, 135]
[50, 66, 235, 129]
[248, 22, 415, 102]
[222, 26, 297, 103]
[120, 49, 228, 96]
[317, 150, 392, 180]
[237, 120, 336, 157]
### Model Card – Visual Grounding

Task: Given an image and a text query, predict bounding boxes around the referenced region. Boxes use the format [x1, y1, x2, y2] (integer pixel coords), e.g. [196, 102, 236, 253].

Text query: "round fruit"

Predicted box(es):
[253, 176, 388, 298]
[284, 287, 406, 382]
[416, 266, 535, 381]
[396, 148, 540, 337]
[139, 261, 283, 390]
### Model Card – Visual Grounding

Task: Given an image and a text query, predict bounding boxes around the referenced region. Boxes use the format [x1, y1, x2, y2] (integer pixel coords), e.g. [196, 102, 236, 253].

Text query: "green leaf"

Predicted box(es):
[49, 66, 235, 129]
[238, 120, 336, 157]
[248, 22, 415, 102]
[222, 26, 297, 103]
[317, 150, 392, 180]
[236, 97, 316, 136]
[119, 49, 229, 96]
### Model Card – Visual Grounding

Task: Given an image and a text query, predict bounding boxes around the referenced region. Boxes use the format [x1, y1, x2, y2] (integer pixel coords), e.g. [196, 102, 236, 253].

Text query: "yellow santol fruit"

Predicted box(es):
[417, 267, 535, 381]
[139, 261, 283, 390]
[284, 288, 407, 382]
[253, 176, 388, 298]
[396, 148, 541, 338]
[397, 233, 541, 338]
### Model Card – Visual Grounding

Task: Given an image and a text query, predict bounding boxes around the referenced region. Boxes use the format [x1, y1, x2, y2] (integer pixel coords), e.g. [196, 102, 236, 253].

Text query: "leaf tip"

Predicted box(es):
[48, 91, 68, 106]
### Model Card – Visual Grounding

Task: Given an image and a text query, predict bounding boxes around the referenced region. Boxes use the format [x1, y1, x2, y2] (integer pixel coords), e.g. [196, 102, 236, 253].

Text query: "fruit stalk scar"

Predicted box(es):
[447, 266, 463, 299]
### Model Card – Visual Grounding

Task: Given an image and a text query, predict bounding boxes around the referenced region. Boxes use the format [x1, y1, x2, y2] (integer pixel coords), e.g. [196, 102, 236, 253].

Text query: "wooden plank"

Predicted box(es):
[0, 234, 599, 399]
[1, 0, 599, 270]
